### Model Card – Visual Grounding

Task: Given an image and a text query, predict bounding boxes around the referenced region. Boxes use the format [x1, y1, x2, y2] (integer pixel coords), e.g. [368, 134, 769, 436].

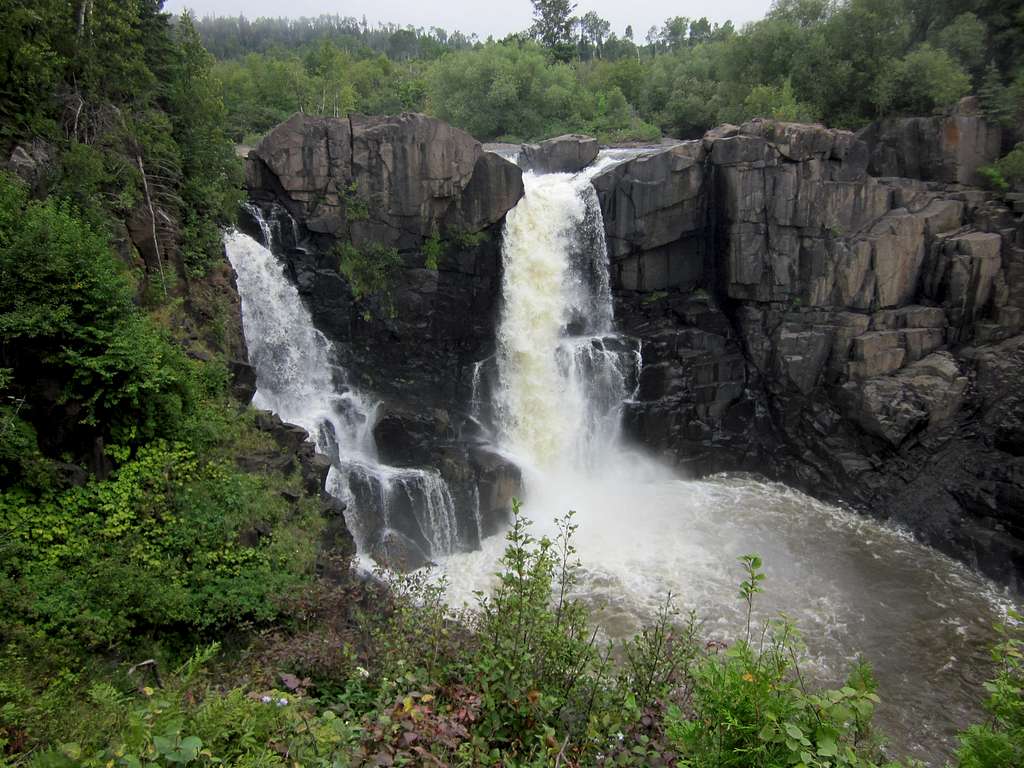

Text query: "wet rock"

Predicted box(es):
[302, 453, 333, 496]
[469, 447, 523, 537]
[591, 143, 706, 291]
[229, 360, 257, 403]
[235, 452, 296, 475]
[369, 529, 434, 572]
[520, 134, 599, 174]
[372, 404, 450, 467]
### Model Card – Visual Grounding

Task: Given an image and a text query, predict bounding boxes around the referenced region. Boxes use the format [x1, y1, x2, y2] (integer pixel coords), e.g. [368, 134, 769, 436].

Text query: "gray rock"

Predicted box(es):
[520, 134, 599, 173]
[857, 97, 1003, 186]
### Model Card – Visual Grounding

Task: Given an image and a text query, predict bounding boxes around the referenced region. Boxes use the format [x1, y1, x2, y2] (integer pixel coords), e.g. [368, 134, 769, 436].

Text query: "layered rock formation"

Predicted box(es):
[593, 116, 1022, 589]
[520, 134, 599, 174]
[857, 97, 1003, 186]
[242, 112, 525, 561]
[242, 109, 1022, 590]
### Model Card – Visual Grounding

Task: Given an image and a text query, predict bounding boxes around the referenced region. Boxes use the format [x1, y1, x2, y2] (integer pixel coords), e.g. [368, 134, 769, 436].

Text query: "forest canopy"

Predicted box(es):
[192, 0, 1024, 143]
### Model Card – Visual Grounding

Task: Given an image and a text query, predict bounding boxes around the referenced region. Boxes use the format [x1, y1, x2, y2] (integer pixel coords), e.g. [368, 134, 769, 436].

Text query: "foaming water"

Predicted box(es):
[438, 154, 1014, 765]
[437, 468, 1010, 764]
[225, 229, 461, 561]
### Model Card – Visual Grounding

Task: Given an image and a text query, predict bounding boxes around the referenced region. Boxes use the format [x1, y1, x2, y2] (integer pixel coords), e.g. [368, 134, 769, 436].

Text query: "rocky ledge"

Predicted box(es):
[592, 112, 1022, 590]
[241, 109, 1022, 590]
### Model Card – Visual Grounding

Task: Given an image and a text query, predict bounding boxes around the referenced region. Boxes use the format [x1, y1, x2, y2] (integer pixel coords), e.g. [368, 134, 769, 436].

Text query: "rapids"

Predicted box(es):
[436, 160, 1012, 765]
[226, 155, 1013, 765]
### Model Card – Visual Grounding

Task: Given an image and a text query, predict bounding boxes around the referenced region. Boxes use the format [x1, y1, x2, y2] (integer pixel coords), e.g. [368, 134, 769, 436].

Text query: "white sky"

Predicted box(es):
[164, 0, 773, 41]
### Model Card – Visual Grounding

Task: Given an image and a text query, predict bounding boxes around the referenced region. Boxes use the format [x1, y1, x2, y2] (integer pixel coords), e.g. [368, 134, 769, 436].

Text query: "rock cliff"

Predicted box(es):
[242, 112, 525, 559]
[242, 110, 1022, 590]
[593, 116, 1022, 589]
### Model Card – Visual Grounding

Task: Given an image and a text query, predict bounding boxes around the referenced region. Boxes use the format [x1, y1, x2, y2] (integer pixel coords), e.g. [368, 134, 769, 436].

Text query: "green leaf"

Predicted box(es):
[785, 722, 804, 740]
[816, 734, 838, 757]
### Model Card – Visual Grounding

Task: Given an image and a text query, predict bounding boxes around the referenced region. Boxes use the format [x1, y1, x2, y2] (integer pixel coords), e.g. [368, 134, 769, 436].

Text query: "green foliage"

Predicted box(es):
[981, 144, 1024, 192]
[336, 240, 403, 319]
[0, 174, 199, 457]
[0, 440, 320, 653]
[934, 12, 989, 76]
[3, 494, 1020, 767]
[0, 0, 66, 140]
[423, 228, 443, 270]
[955, 611, 1024, 768]
[744, 78, 819, 123]
[195, 0, 1024, 139]
[873, 44, 972, 116]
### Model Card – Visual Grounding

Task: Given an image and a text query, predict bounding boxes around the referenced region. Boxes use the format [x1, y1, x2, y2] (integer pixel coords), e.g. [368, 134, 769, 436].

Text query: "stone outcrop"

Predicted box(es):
[244, 113, 523, 403]
[243, 109, 1022, 589]
[857, 97, 1003, 187]
[595, 117, 1023, 589]
[520, 134, 599, 174]
[244, 112, 526, 568]
[246, 112, 524, 245]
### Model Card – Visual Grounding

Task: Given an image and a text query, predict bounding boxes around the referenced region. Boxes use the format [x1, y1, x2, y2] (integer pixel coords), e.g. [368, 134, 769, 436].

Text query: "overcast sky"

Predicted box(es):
[164, 0, 773, 41]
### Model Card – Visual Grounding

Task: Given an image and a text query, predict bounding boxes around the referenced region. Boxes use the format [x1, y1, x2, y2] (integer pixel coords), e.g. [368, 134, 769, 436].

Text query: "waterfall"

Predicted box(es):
[224, 225, 461, 563]
[493, 160, 640, 472]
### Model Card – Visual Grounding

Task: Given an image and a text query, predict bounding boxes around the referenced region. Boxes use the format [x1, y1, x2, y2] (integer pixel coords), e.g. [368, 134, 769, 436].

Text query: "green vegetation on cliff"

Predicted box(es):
[194, 0, 1024, 144]
[0, 2, 1022, 766]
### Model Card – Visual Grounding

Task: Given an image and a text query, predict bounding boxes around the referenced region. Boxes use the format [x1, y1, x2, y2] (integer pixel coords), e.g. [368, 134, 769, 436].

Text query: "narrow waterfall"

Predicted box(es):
[494, 163, 640, 472]
[225, 225, 461, 564]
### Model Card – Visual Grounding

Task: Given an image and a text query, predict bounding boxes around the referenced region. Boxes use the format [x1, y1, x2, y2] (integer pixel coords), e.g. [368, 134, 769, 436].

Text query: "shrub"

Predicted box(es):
[955, 611, 1024, 768]
[873, 44, 972, 116]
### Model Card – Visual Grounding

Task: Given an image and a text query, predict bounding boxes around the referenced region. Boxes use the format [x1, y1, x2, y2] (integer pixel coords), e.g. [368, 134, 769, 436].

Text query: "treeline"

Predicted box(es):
[195, 0, 1024, 144]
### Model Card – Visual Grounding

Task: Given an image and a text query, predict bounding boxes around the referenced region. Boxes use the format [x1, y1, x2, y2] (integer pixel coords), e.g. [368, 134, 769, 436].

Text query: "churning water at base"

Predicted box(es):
[436, 160, 1014, 765]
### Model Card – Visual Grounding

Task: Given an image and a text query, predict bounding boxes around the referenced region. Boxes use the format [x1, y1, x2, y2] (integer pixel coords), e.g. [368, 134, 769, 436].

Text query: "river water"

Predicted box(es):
[226, 155, 1015, 765]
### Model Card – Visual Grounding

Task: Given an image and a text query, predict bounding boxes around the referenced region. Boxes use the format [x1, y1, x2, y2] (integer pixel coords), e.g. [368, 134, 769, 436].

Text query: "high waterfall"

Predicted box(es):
[226, 156, 1008, 765]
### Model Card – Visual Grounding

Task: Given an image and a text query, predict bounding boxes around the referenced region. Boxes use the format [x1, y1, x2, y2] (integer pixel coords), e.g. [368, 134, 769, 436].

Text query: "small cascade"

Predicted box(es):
[225, 215, 462, 563]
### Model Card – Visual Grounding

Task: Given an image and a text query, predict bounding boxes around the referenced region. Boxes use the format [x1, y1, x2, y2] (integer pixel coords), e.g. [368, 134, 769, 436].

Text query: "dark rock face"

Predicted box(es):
[245, 113, 526, 562]
[520, 134, 599, 174]
[244, 109, 1021, 589]
[857, 97, 1003, 187]
[246, 112, 523, 405]
[596, 117, 1023, 590]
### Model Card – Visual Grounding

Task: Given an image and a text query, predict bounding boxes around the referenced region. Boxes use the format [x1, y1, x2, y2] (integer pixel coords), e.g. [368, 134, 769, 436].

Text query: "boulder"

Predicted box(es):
[369, 529, 434, 572]
[247, 112, 522, 245]
[840, 352, 968, 446]
[520, 134, 599, 174]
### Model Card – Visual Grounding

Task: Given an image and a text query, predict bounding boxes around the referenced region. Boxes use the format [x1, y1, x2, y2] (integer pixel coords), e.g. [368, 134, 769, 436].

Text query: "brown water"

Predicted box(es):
[437, 464, 1014, 766]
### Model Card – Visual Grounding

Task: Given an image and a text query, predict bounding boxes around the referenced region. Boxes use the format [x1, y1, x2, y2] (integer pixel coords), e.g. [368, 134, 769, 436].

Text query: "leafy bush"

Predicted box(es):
[0, 441, 321, 654]
[873, 44, 972, 116]
[4, 497, 1020, 767]
[335, 240, 403, 318]
[980, 144, 1024, 193]
[955, 612, 1024, 768]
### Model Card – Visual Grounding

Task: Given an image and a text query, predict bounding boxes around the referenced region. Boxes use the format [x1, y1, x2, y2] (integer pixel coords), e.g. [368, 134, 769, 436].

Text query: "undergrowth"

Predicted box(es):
[8, 498, 1015, 768]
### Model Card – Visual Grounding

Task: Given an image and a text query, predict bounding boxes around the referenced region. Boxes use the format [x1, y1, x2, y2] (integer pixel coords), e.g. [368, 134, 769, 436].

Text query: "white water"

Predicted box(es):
[230, 156, 1014, 763]
[225, 228, 461, 562]
[435, 158, 1014, 765]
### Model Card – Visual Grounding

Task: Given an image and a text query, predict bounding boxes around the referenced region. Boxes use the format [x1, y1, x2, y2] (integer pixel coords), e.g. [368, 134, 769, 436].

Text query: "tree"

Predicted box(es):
[934, 12, 987, 77]
[580, 12, 610, 50]
[873, 43, 972, 116]
[689, 17, 713, 44]
[743, 78, 818, 122]
[529, 0, 577, 58]
[660, 17, 690, 50]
